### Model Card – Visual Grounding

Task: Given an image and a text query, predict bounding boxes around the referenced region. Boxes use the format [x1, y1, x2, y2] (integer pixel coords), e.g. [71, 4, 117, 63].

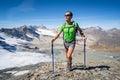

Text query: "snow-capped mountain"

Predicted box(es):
[0, 25, 40, 41]
[0, 32, 28, 52]
[0, 25, 54, 70]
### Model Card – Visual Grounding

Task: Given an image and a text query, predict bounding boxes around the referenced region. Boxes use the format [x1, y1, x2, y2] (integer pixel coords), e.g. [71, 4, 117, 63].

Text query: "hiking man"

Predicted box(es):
[51, 11, 87, 71]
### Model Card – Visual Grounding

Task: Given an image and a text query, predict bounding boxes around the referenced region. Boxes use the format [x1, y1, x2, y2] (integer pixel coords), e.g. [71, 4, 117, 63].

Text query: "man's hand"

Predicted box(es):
[51, 31, 62, 43]
[82, 36, 87, 41]
[51, 38, 55, 43]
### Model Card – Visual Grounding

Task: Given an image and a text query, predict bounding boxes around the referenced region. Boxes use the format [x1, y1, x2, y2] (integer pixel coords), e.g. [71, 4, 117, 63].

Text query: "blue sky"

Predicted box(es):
[0, 0, 120, 29]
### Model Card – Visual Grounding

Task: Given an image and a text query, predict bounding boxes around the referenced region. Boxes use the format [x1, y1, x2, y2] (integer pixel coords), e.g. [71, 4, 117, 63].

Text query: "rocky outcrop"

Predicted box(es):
[0, 40, 16, 52]
[7, 61, 120, 80]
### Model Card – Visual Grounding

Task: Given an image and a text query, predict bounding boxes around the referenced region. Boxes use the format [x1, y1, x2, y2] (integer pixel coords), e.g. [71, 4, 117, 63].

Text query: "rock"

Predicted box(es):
[40, 74, 49, 80]
[74, 70, 82, 73]
[105, 77, 111, 80]
[30, 77, 35, 80]
[3, 61, 120, 80]
[0, 75, 3, 77]
[115, 75, 120, 79]
[59, 76, 68, 80]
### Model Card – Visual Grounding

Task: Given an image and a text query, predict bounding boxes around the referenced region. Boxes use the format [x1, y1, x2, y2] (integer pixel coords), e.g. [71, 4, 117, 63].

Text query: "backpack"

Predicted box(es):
[62, 21, 78, 41]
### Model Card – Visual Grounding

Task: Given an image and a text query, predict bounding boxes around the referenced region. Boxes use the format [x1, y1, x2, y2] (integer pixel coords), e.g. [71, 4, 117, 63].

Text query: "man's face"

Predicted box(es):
[65, 12, 72, 21]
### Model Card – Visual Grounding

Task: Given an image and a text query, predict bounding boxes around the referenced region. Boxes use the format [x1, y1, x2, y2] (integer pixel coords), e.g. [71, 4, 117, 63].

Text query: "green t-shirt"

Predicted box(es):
[59, 22, 80, 42]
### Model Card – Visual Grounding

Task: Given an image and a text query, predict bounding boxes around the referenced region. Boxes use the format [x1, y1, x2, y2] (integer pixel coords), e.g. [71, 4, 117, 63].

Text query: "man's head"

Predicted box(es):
[65, 11, 73, 21]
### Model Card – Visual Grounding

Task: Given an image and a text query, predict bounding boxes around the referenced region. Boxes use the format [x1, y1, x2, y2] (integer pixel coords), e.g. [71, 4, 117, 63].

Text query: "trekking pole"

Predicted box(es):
[84, 40, 86, 67]
[51, 43, 54, 78]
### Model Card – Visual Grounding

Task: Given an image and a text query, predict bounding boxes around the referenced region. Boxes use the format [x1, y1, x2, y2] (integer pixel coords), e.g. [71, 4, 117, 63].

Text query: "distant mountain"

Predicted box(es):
[0, 25, 40, 41]
[0, 25, 55, 52]
[0, 25, 120, 52]
[84, 26, 120, 47]
[84, 26, 106, 39]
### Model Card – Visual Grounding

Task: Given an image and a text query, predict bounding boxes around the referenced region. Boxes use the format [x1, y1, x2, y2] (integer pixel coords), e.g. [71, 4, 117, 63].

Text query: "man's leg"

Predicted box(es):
[66, 47, 74, 63]
[66, 47, 74, 71]
[64, 41, 75, 71]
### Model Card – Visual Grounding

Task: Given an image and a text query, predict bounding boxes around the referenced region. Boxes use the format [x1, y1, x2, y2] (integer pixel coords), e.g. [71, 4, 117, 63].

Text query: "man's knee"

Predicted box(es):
[66, 54, 72, 59]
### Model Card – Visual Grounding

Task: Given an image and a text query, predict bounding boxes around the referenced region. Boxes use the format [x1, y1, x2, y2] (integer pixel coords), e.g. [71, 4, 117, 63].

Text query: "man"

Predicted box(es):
[51, 11, 87, 71]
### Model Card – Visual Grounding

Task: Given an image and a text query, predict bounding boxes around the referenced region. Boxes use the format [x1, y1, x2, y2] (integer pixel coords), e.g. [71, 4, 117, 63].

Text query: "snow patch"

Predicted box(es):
[14, 70, 29, 76]
[36, 28, 56, 36]
[5, 70, 29, 76]
[5, 71, 17, 74]
[0, 32, 27, 45]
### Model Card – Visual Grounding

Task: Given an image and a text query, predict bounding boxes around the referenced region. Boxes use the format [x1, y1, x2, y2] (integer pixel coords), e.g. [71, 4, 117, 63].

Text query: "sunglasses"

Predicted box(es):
[65, 14, 72, 16]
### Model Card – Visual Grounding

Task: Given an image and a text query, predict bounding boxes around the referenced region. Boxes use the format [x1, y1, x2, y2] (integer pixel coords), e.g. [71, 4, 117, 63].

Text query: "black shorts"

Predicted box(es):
[64, 40, 76, 50]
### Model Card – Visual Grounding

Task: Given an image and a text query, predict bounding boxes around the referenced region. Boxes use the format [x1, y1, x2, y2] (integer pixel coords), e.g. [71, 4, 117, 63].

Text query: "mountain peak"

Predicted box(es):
[89, 26, 102, 30]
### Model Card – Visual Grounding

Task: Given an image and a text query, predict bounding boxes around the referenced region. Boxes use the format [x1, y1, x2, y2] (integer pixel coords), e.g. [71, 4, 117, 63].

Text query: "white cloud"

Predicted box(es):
[17, 0, 35, 12]
[0, 51, 51, 70]
[7, 0, 35, 19]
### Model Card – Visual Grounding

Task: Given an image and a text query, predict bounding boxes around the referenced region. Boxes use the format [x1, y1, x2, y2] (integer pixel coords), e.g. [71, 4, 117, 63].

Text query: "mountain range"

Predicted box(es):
[0, 25, 120, 80]
[0, 25, 120, 52]
[84, 26, 120, 46]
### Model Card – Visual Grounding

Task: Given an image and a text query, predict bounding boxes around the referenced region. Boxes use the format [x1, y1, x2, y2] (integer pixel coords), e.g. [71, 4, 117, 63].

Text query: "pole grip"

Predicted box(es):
[51, 43, 53, 55]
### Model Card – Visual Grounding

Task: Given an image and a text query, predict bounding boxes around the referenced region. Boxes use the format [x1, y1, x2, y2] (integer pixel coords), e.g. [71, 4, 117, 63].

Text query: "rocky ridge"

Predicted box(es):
[7, 60, 120, 80]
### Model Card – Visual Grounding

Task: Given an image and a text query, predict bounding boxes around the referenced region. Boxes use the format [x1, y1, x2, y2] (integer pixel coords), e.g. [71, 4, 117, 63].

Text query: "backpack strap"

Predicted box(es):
[72, 21, 78, 41]
[62, 23, 66, 40]
[72, 21, 78, 32]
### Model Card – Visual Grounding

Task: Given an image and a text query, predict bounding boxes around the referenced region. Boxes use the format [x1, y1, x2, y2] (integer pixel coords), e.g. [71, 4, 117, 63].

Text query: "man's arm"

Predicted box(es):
[51, 31, 62, 43]
[78, 28, 87, 40]
[78, 28, 85, 37]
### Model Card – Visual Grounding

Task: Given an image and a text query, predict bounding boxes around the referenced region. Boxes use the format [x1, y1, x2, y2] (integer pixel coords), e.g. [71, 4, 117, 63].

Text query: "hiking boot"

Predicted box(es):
[67, 62, 72, 71]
